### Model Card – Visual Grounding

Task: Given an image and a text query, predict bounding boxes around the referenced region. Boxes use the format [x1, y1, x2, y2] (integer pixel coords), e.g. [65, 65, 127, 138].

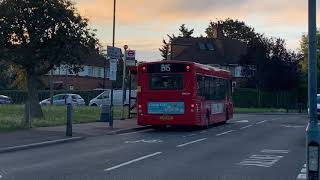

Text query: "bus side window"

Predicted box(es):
[210, 77, 215, 100]
[197, 75, 202, 96]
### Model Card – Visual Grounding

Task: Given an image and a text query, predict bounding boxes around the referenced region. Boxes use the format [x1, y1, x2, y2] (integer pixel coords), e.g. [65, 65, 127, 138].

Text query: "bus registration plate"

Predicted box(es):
[148, 102, 185, 115]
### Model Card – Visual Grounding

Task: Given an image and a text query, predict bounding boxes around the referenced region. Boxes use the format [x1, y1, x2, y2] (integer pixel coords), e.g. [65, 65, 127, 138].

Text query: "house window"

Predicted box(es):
[206, 43, 214, 50]
[106, 68, 110, 78]
[88, 66, 93, 76]
[198, 42, 206, 50]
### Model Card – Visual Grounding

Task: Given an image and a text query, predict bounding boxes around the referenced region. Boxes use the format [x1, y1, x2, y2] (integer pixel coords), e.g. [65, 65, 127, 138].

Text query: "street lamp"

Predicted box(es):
[121, 45, 128, 119]
[109, 0, 117, 124]
[307, 0, 319, 179]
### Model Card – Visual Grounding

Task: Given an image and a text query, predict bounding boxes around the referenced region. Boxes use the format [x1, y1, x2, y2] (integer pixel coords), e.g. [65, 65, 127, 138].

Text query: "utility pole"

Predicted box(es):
[50, 70, 54, 105]
[307, 0, 319, 179]
[110, 0, 116, 122]
[122, 45, 128, 120]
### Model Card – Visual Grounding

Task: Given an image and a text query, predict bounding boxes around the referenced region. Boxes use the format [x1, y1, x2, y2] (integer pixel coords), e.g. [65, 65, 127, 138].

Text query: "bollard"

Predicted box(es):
[100, 105, 113, 128]
[66, 98, 73, 137]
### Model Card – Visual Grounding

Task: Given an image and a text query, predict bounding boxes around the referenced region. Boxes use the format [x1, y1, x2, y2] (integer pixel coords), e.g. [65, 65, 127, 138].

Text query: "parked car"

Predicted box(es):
[89, 90, 136, 107]
[0, 95, 13, 104]
[40, 94, 85, 106]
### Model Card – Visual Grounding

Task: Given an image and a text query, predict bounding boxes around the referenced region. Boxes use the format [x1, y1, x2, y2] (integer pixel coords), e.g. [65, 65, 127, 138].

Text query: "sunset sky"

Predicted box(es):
[76, 0, 320, 61]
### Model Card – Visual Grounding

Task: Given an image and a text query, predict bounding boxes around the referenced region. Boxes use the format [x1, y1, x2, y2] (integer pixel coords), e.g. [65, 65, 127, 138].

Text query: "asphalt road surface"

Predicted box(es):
[0, 114, 307, 180]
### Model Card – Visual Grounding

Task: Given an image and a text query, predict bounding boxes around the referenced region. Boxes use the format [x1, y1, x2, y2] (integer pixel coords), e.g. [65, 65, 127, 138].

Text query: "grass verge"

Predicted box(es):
[0, 105, 131, 132]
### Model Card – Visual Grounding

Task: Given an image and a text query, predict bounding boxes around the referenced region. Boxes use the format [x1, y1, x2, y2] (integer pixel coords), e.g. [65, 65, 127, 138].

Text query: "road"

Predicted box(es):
[0, 114, 307, 180]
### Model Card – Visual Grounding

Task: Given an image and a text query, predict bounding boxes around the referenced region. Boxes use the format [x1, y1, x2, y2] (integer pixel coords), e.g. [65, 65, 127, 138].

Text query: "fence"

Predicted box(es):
[233, 88, 307, 110]
[0, 88, 307, 131]
[0, 90, 134, 131]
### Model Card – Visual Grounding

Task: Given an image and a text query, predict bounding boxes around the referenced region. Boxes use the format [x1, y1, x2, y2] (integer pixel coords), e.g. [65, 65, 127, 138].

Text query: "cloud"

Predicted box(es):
[74, 0, 320, 60]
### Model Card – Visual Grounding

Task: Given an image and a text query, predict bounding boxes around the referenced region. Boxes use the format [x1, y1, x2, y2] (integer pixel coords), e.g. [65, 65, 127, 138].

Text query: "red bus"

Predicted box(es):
[137, 61, 233, 127]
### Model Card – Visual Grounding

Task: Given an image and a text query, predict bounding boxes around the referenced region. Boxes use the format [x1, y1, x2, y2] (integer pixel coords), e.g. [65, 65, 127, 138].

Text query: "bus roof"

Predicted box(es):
[139, 60, 232, 77]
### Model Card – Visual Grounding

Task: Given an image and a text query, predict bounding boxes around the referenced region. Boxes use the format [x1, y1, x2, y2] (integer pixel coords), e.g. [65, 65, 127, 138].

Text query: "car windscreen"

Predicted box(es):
[149, 74, 183, 90]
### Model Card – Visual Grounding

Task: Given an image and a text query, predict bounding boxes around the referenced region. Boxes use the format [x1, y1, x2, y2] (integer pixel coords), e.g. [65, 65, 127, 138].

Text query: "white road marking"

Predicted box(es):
[240, 125, 253, 130]
[0, 175, 2, 179]
[261, 149, 290, 154]
[119, 129, 153, 136]
[296, 164, 307, 180]
[238, 154, 283, 168]
[200, 130, 207, 134]
[176, 138, 207, 147]
[256, 120, 267, 125]
[236, 120, 249, 123]
[125, 139, 163, 144]
[281, 125, 305, 128]
[216, 130, 235, 136]
[104, 152, 162, 171]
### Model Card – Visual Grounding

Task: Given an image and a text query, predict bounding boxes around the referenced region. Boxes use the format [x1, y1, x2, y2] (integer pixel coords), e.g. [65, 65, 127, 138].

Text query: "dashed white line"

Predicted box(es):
[256, 120, 267, 125]
[240, 125, 253, 130]
[176, 138, 207, 147]
[236, 120, 249, 123]
[261, 149, 290, 154]
[104, 152, 162, 171]
[200, 130, 207, 134]
[0, 175, 2, 179]
[216, 130, 235, 136]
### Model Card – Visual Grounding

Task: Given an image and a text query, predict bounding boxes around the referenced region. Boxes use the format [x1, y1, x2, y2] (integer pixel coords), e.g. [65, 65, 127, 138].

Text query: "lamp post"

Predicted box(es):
[109, 0, 117, 123]
[307, 0, 319, 179]
[121, 45, 128, 119]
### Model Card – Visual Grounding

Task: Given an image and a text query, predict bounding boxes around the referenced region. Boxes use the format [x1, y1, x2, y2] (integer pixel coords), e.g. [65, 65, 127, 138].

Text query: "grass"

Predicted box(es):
[0, 105, 131, 132]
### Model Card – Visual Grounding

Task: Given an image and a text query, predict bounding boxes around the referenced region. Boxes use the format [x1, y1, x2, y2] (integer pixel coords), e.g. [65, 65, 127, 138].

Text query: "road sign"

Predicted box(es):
[126, 50, 135, 60]
[126, 60, 136, 67]
[107, 46, 121, 59]
[110, 59, 118, 71]
[109, 59, 117, 81]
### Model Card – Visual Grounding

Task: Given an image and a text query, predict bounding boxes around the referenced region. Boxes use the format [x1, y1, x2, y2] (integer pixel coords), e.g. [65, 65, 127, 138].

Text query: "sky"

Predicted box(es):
[75, 0, 320, 61]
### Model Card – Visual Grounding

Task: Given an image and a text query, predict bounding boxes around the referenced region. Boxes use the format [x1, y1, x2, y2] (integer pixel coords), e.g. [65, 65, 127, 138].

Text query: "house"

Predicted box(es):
[45, 54, 111, 90]
[168, 25, 255, 82]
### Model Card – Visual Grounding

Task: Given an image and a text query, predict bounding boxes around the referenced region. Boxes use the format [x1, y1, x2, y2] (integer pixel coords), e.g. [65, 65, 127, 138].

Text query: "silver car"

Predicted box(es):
[0, 95, 13, 104]
[40, 94, 85, 106]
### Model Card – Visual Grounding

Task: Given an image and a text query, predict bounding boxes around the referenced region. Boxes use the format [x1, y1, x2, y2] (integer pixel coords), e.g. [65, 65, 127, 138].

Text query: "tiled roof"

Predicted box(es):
[171, 37, 247, 65]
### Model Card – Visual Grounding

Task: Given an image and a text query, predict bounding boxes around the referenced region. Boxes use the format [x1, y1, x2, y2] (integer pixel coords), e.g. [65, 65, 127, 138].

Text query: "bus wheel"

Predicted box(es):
[226, 109, 229, 120]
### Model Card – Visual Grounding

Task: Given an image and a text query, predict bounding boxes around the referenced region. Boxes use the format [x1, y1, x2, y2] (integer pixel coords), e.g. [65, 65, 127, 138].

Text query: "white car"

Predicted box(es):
[40, 94, 85, 106]
[89, 90, 136, 107]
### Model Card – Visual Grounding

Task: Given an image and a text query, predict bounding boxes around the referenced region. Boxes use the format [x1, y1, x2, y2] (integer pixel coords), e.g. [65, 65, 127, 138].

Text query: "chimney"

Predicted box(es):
[212, 22, 224, 39]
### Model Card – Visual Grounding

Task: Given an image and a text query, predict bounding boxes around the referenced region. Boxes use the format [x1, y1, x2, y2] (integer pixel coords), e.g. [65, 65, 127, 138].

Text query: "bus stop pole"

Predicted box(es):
[307, 0, 319, 179]
[128, 70, 132, 119]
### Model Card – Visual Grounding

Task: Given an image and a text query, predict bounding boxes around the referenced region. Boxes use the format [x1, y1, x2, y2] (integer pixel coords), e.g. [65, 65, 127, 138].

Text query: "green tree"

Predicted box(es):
[0, 63, 14, 90]
[179, 24, 194, 37]
[206, 18, 258, 44]
[159, 39, 169, 60]
[0, 0, 100, 119]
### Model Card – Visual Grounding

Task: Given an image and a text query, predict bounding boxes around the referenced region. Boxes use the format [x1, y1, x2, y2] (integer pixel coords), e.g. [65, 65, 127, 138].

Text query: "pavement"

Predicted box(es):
[0, 118, 146, 153]
[0, 113, 308, 180]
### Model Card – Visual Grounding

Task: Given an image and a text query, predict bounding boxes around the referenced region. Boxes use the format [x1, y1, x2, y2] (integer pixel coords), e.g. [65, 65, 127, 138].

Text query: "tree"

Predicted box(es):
[0, 0, 100, 119]
[159, 39, 169, 60]
[206, 18, 258, 44]
[179, 24, 194, 37]
[0, 63, 14, 90]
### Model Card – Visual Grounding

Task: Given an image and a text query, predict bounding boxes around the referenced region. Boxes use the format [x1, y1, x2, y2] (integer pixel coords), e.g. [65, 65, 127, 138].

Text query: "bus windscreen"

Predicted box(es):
[149, 74, 183, 90]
